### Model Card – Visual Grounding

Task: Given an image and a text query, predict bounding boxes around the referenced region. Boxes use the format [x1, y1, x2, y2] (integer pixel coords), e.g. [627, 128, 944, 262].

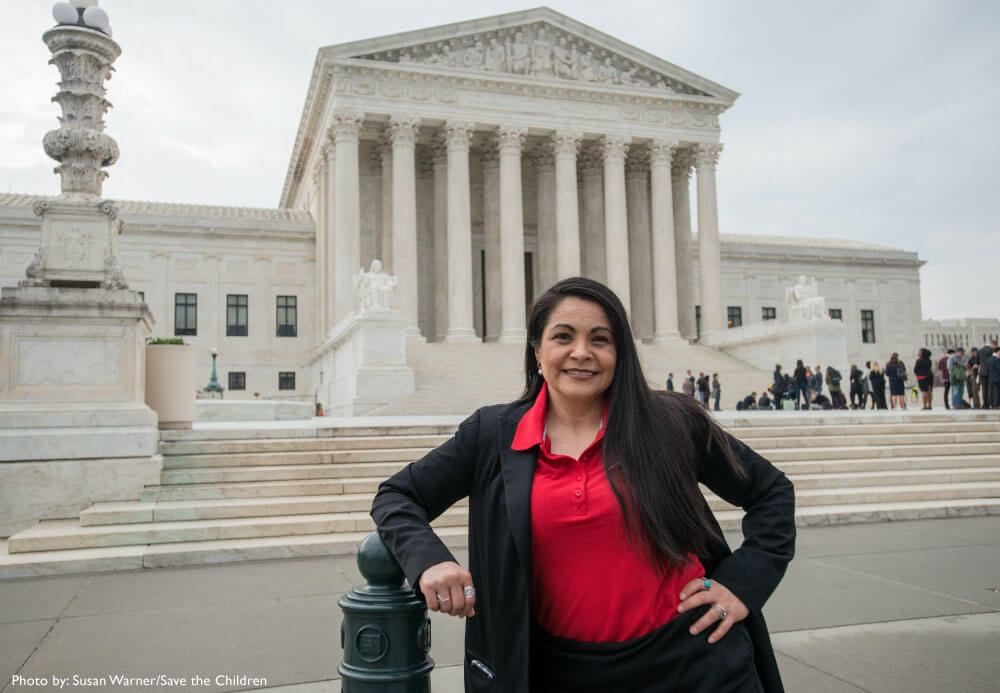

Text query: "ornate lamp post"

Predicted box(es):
[204, 348, 224, 398]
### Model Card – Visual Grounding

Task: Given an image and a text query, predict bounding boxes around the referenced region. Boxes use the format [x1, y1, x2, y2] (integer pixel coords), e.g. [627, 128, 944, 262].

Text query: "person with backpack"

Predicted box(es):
[826, 366, 846, 409]
[947, 347, 968, 409]
[886, 353, 907, 410]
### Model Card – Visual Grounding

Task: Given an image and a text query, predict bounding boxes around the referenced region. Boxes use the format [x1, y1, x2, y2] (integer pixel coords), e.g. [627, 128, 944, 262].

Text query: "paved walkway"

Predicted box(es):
[3, 516, 998, 692]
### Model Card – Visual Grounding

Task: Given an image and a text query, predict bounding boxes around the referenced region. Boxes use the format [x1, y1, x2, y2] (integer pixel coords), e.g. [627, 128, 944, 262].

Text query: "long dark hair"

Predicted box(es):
[518, 277, 745, 569]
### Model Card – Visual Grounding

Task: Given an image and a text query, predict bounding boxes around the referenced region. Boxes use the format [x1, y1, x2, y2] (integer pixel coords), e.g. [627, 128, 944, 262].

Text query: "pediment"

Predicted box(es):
[322, 8, 736, 101]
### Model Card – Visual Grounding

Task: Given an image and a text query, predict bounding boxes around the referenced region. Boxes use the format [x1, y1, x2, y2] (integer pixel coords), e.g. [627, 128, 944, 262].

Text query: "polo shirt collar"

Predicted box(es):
[511, 382, 608, 452]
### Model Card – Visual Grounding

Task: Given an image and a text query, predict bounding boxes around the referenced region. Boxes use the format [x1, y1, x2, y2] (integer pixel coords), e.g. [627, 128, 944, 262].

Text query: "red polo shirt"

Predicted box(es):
[513, 383, 705, 643]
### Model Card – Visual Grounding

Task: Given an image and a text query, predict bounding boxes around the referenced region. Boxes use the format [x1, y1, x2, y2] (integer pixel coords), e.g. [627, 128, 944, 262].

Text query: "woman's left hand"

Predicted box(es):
[677, 577, 750, 644]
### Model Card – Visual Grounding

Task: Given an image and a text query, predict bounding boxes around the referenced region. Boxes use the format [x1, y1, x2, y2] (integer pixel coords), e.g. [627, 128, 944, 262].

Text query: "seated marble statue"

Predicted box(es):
[355, 260, 398, 313]
[784, 275, 828, 322]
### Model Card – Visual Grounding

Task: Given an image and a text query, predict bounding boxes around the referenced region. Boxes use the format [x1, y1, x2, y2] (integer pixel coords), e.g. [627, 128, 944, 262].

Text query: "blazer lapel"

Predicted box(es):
[498, 407, 536, 581]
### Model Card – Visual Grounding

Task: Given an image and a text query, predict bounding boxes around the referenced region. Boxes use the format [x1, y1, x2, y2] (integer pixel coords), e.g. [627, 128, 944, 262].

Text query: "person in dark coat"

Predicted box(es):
[848, 364, 863, 409]
[938, 350, 953, 409]
[914, 348, 934, 410]
[869, 361, 888, 409]
[985, 341, 1000, 408]
[772, 365, 785, 410]
[886, 353, 907, 410]
[666, 372, 674, 392]
[981, 340, 997, 408]
[372, 278, 795, 692]
[792, 360, 808, 410]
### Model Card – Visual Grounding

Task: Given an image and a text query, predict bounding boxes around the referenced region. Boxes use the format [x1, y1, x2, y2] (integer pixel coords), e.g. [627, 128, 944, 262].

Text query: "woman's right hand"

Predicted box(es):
[418, 561, 476, 618]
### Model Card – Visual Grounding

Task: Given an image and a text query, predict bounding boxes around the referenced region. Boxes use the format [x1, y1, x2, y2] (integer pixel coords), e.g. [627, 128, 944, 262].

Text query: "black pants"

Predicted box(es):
[943, 382, 950, 409]
[983, 375, 992, 408]
[531, 607, 763, 693]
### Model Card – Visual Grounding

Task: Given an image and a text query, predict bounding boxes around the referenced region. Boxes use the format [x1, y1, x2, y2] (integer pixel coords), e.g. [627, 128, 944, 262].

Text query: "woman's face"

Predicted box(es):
[534, 297, 616, 408]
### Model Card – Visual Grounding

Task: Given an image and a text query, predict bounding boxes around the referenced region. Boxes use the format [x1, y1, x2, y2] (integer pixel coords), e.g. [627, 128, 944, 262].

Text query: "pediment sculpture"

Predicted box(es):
[785, 275, 829, 323]
[353, 23, 706, 95]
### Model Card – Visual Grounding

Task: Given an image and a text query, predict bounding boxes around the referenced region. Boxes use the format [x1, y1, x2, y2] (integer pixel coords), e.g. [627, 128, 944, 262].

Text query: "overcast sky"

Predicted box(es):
[2, 1, 997, 320]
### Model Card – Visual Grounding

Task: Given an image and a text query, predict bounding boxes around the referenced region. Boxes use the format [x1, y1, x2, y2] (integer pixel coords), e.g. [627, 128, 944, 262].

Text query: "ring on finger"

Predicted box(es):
[463, 586, 476, 599]
[436, 593, 451, 605]
[713, 604, 728, 620]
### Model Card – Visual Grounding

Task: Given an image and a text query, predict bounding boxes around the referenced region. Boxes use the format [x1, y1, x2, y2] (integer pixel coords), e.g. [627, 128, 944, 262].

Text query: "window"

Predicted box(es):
[226, 294, 248, 337]
[727, 306, 742, 328]
[762, 306, 776, 321]
[278, 371, 296, 391]
[228, 372, 246, 391]
[174, 293, 197, 336]
[695, 305, 701, 341]
[277, 296, 297, 337]
[137, 291, 145, 302]
[861, 310, 876, 343]
[829, 308, 842, 321]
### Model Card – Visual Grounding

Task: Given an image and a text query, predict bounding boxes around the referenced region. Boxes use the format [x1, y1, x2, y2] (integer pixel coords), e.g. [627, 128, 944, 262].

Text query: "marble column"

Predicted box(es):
[481, 140, 502, 341]
[324, 134, 337, 335]
[416, 148, 435, 338]
[497, 125, 528, 343]
[650, 139, 681, 342]
[312, 147, 328, 338]
[602, 134, 631, 314]
[377, 137, 393, 271]
[534, 144, 557, 296]
[553, 131, 582, 280]
[626, 147, 652, 339]
[431, 138, 449, 340]
[444, 121, 478, 342]
[695, 143, 724, 336]
[672, 149, 695, 340]
[390, 115, 421, 337]
[579, 143, 605, 282]
[332, 111, 363, 324]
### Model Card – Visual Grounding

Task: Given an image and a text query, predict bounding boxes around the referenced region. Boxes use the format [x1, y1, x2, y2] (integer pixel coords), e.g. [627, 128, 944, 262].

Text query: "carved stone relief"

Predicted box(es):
[354, 22, 708, 95]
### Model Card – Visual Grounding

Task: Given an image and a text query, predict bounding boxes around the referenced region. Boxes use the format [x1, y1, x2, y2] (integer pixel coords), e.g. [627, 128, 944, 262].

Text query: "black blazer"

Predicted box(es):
[372, 398, 796, 691]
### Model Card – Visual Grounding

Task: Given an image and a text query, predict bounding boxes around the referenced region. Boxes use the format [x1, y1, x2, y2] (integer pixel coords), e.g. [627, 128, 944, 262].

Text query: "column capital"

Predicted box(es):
[329, 110, 364, 143]
[551, 131, 583, 158]
[694, 143, 723, 171]
[389, 115, 421, 145]
[671, 147, 695, 181]
[480, 138, 500, 167]
[531, 141, 555, 169]
[601, 134, 631, 164]
[578, 141, 604, 176]
[496, 125, 527, 154]
[416, 146, 435, 176]
[443, 121, 475, 150]
[625, 147, 650, 178]
[649, 138, 679, 165]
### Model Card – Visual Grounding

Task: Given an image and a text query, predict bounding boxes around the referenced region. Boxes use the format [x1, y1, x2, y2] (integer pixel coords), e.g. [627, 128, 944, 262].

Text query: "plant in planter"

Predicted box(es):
[145, 337, 196, 429]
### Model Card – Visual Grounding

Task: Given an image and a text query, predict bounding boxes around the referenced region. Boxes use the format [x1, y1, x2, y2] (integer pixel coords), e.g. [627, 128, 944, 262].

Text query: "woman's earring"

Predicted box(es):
[537, 361, 543, 375]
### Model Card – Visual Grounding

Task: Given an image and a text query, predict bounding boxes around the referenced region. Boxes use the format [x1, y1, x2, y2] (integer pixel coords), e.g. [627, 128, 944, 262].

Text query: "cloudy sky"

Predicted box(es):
[2, 1, 997, 320]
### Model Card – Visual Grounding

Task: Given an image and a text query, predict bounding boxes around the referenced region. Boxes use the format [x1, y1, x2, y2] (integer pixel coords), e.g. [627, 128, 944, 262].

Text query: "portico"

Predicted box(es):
[281, 8, 737, 344]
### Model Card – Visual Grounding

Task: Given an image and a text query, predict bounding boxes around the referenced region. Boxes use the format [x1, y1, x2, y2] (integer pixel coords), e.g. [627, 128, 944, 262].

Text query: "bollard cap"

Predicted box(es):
[357, 532, 405, 588]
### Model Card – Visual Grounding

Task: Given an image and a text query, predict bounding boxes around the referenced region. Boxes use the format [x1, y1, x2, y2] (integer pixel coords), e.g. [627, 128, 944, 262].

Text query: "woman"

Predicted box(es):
[772, 365, 785, 410]
[869, 361, 888, 409]
[914, 348, 934, 409]
[886, 353, 907, 410]
[712, 373, 722, 411]
[848, 365, 862, 409]
[792, 360, 808, 410]
[825, 366, 845, 410]
[372, 278, 795, 692]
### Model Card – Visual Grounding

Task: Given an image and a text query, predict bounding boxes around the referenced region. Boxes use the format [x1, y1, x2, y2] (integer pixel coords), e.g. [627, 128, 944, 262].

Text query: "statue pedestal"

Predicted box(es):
[702, 318, 849, 373]
[0, 286, 160, 537]
[313, 308, 415, 416]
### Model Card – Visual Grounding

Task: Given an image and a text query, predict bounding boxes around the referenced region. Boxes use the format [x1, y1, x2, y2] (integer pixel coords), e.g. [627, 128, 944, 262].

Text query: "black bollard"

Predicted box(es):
[339, 532, 434, 692]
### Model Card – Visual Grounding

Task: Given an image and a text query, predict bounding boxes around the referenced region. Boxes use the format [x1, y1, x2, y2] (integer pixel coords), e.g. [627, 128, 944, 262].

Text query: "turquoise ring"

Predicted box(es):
[703, 578, 712, 589]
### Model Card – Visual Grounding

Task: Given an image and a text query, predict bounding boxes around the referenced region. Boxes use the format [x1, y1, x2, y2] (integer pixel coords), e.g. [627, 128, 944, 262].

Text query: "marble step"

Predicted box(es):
[5, 499, 1000, 579]
[7, 506, 469, 553]
[706, 481, 1000, 510]
[784, 467, 1000, 489]
[162, 447, 432, 469]
[0, 526, 472, 580]
[144, 476, 390, 502]
[81, 494, 469, 526]
[775, 454, 1000, 475]
[761, 442, 1000, 463]
[727, 421, 1000, 439]
[160, 462, 410, 485]
[740, 431, 1000, 449]
[160, 434, 450, 456]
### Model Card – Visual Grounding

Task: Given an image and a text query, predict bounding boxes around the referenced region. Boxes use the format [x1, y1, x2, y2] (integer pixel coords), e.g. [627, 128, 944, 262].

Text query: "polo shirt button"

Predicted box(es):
[576, 475, 582, 481]
[574, 489, 582, 497]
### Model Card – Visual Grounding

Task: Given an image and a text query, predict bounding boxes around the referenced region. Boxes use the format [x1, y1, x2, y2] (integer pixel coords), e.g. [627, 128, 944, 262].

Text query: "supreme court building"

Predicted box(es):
[0, 8, 925, 403]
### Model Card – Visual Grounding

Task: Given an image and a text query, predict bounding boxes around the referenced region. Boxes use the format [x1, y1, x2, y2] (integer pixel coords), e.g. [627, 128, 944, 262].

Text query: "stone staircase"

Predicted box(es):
[2, 411, 999, 578]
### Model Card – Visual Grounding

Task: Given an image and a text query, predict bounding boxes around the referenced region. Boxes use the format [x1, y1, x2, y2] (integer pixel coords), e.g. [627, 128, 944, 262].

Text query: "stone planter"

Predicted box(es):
[145, 344, 196, 430]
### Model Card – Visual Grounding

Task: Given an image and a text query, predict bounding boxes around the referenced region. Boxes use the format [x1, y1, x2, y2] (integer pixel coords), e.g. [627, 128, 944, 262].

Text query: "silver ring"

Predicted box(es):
[463, 586, 476, 599]
[435, 593, 450, 604]
[713, 604, 728, 620]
